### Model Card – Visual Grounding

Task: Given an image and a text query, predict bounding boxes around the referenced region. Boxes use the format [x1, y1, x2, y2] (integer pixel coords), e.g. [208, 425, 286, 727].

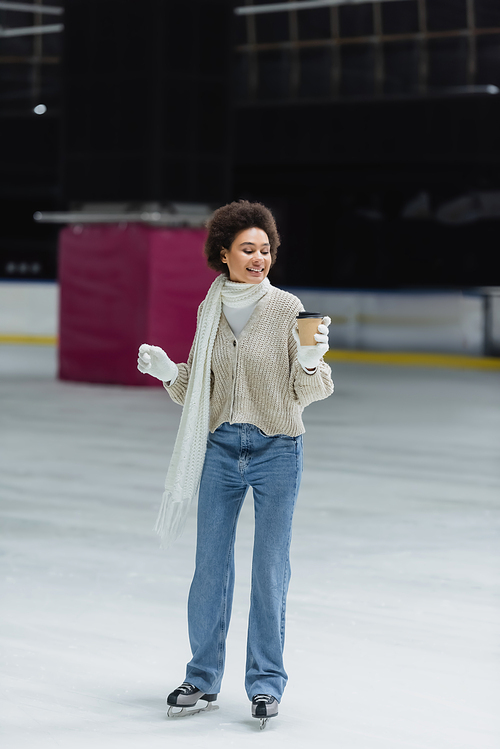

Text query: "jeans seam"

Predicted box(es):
[280, 436, 302, 644]
[217, 491, 246, 676]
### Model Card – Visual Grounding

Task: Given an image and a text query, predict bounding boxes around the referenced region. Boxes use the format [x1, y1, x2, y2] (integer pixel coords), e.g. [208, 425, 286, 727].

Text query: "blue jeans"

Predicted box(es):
[185, 422, 303, 702]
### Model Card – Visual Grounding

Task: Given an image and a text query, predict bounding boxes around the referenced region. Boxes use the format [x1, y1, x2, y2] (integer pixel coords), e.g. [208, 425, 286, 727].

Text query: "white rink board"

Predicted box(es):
[0, 280, 58, 337]
[0, 281, 486, 356]
[288, 288, 485, 355]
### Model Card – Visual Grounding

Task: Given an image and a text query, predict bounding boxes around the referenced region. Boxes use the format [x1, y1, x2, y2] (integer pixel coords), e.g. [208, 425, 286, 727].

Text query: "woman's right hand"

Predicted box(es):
[137, 344, 178, 384]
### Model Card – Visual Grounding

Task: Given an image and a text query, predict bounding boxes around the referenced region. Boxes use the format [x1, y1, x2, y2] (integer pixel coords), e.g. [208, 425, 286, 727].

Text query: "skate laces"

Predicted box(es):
[178, 682, 196, 694]
[253, 694, 272, 702]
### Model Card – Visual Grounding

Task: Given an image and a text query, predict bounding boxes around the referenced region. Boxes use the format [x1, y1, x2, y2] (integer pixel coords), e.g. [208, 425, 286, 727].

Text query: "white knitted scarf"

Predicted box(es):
[155, 274, 271, 547]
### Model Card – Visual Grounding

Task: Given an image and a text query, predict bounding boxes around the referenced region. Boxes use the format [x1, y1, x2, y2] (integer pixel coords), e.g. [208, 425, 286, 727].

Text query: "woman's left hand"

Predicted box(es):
[293, 316, 331, 372]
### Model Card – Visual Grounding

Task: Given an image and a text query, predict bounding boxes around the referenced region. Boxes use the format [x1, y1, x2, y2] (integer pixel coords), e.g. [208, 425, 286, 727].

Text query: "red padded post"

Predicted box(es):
[58, 224, 217, 385]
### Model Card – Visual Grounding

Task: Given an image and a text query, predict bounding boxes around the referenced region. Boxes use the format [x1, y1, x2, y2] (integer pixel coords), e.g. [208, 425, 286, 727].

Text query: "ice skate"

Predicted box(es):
[251, 694, 278, 730]
[166, 682, 219, 718]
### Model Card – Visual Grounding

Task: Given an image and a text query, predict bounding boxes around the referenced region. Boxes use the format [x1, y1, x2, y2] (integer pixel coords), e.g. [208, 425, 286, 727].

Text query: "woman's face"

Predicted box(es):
[220, 227, 271, 284]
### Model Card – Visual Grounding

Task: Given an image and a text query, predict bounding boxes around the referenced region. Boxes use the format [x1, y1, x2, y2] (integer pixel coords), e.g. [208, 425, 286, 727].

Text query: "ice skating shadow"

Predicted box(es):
[122, 695, 273, 732]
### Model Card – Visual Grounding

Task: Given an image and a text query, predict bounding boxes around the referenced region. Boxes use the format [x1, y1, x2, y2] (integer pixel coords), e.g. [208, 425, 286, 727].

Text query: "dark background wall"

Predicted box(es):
[1, 0, 500, 287]
[233, 95, 500, 288]
[63, 0, 232, 202]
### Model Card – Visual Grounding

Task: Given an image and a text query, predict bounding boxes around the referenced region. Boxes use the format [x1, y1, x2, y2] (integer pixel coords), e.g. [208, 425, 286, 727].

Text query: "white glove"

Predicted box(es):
[293, 316, 331, 372]
[137, 343, 178, 384]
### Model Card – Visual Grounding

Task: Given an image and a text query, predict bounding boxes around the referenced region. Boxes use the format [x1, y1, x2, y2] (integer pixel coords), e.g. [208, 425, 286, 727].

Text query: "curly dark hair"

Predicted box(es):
[204, 200, 280, 276]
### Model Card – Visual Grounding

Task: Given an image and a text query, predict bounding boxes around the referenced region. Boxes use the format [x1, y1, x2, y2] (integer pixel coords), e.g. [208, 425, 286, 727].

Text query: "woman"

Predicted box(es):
[137, 200, 333, 728]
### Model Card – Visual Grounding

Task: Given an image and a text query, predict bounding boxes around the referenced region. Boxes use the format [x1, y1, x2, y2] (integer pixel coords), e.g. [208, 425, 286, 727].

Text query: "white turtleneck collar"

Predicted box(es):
[222, 302, 257, 339]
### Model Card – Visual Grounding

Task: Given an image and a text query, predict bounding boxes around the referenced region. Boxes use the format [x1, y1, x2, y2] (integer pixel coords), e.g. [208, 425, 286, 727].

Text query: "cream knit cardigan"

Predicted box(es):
[165, 285, 334, 437]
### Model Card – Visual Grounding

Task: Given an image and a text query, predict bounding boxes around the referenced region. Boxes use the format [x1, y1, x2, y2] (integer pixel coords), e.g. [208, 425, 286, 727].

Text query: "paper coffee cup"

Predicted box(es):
[296, 312, 323, 346]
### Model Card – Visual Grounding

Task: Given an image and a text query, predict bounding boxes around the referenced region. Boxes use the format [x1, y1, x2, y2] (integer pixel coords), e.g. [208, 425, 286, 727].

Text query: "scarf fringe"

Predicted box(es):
[154, 490, 193, 549]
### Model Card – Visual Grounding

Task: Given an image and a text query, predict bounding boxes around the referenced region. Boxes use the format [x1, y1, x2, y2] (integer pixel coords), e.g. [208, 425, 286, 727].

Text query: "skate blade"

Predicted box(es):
[253, 715, 276, 730]
[167, 701, 219, 719]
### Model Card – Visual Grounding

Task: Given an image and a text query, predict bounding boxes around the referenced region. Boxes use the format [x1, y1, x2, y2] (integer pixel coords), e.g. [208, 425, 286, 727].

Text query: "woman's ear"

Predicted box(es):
[220, 247, 228, 264]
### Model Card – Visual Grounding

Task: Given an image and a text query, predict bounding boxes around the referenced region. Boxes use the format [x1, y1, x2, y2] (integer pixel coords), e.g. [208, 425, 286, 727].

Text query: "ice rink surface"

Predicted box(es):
[1, 345, 499, 749]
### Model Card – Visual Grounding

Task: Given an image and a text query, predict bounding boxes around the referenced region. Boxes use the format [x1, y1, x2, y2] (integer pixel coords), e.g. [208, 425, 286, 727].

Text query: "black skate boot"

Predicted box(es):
[251, 694, 278, 730]
[166, 682, 219, 718]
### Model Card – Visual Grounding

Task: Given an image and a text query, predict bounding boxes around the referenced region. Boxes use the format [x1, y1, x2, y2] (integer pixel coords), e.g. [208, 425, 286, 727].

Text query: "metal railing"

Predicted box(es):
[0, 1, 63, 111]
[235, 0, 500, 99]
[235, 0, 413, 14]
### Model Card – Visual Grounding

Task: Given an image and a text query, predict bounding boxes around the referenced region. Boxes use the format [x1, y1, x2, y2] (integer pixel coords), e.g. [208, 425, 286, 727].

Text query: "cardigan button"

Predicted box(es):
[233, 340, 236, 346]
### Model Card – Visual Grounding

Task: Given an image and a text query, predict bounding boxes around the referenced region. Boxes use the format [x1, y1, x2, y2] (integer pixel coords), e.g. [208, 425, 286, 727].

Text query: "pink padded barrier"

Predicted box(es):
[58, 224, 217, 386]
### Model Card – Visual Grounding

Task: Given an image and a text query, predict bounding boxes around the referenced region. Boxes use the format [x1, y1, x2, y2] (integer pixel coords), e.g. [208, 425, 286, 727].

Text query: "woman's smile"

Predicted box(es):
[246, 266, 264, 276]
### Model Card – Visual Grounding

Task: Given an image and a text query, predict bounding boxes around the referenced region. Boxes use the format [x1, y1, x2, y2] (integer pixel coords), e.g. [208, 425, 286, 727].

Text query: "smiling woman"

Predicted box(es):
[136, 199, 333, 728]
